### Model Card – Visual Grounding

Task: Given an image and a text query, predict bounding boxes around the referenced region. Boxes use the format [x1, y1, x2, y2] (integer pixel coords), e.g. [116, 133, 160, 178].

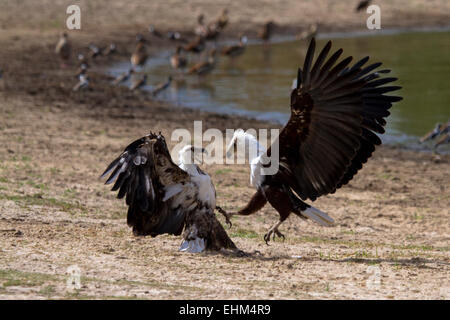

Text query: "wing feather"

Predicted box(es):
[101, 133, 191, 236]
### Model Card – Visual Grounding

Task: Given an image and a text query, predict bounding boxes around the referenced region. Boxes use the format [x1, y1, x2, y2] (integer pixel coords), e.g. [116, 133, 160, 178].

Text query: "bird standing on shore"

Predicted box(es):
[420, 121, 450, 149]
[215, 8, 229, 30]
[183, 36, 206, 54]
[73, 72, 89, 92]
[152, 76, 172, 97]
[113, 68, 134, 86]
[131, 35, 149, 69]
[258, 21, 275, 42]
[171, 46, 188, 71]
[102, 43, 117, 57]
[88, 43, 103, 59]
[222, 35, 248, 58]
[130, 74, 147, 91]
[55, 32, 71, 67]
[297, 23, 318, 42]
[195, 14, 208, 37]
[224, 38, 402, 244]
[101, 133, 238, 254]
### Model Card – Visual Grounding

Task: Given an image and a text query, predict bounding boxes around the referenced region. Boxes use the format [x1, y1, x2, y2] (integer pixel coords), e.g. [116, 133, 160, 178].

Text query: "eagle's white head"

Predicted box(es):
[226, 129, 266, 161]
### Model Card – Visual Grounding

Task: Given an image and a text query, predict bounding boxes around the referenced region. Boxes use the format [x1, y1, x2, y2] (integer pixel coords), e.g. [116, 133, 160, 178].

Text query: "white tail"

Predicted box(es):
[302, 206, 335, 227]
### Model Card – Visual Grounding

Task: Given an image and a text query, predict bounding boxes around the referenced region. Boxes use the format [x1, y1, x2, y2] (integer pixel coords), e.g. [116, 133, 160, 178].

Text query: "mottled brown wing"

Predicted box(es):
[101, 132, 190, 236]
[268, 38, 402, 201]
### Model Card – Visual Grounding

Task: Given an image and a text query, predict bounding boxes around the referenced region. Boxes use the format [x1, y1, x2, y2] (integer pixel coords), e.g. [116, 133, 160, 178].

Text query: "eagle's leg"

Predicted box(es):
[263, 219, 286, 245]
[223, 189, 268, 227]
[215, 206, 232, 228]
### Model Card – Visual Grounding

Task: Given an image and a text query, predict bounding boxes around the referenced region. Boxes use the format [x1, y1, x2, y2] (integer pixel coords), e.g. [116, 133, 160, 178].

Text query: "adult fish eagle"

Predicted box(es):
[101, 132, 237, 253]
[225, 38, 402, 244]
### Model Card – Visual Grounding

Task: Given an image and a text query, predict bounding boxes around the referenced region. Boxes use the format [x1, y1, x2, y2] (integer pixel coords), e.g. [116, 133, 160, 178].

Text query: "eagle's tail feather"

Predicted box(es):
[179, 238, 206, 253]
[302, 206, 335, 227]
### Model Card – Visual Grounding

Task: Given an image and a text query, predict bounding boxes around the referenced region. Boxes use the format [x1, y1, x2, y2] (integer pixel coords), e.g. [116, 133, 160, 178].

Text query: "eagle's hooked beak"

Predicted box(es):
[192, 146, 207, 155]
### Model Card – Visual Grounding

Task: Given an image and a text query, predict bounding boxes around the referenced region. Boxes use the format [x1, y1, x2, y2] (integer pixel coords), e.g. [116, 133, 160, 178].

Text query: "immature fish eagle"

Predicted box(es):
[225, 38, 402, 244]
[101, 133, 237, 253]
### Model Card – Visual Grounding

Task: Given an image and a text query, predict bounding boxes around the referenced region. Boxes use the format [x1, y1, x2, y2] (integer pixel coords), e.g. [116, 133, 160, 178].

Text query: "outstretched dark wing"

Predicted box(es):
[101, 132, 191, 236]
[267, 38, 402, 201]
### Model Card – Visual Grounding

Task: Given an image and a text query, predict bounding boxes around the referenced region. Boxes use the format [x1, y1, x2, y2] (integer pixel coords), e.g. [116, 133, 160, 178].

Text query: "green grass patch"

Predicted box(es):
[215, 169, 232, 175]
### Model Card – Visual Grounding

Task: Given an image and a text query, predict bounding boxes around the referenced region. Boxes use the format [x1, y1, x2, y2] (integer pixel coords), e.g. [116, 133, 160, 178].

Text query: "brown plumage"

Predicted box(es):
[102, 43, 117, 56]
[131, 38, 148, 68]
[113, 68, 134, 86]
[297, 24, 318, 42]
[215, 9, 229, 30]
[188, 49, 217, 76]
[183, 36, 206, 54]
[420, 121, 450, 143]
[170, 46, 188, 70]
[101, 133, 237, 253]
[435, 132, 450, 149]
[258, 21, 275, 42]
[420, 121, 450, 149]
[55, 32, 71, 65]
[222, 35, 247, 58]
[152, 76, 172, 97]
[225, 38, 402, 244]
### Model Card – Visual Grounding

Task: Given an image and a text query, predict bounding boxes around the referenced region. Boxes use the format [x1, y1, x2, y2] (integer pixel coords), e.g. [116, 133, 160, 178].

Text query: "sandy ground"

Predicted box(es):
[0, 0, 449, 300]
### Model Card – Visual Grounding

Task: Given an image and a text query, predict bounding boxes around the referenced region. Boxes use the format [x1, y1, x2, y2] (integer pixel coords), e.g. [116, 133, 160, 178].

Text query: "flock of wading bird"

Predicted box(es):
[55, 8, 319, 96]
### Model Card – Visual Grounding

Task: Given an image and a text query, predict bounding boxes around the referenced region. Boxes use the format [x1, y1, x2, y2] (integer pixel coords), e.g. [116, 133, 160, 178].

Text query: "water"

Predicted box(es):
[110, 29, 450, 152]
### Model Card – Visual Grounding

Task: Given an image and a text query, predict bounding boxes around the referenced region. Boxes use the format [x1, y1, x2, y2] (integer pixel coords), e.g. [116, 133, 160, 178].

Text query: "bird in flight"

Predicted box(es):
[225, 38, 402, 244]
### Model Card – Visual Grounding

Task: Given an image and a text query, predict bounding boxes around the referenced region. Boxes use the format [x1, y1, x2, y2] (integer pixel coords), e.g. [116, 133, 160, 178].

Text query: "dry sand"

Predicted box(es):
[0, 0, 449, 299]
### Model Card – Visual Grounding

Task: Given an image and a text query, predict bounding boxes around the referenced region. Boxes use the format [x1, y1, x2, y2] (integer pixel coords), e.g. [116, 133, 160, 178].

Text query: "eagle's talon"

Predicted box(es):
[216, 206, 233, 228]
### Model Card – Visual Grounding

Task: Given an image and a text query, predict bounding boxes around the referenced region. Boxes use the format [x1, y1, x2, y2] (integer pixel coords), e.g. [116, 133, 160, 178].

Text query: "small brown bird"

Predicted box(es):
[297, 24, 318, 42]
[77, 53, 89, 67]
[420, 122, 450, 142]
[215, 8, 229, 30]
[88, 43, 103, 59]
[75, 63, 88, 78]
[170, 46, 188, 70]
[222, 35, 247, 58]
[152, 76, 172, 96]
[435, 132, 450, 149]
[131, 36, 148, 69]
[73, 73, 89, 92]
[183, 36, 206, 54]
[167, 31, 186, 42]
[55, 32, 71, 67]
[130, 75, 147, 91]
[113, 68, 134, 86]
[188, 49, 217, 76]
[356, 0, 372, 12]
[258, 21, 275, 42]
[102, 43, 117, 56]
[195, 14, 208, 37]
